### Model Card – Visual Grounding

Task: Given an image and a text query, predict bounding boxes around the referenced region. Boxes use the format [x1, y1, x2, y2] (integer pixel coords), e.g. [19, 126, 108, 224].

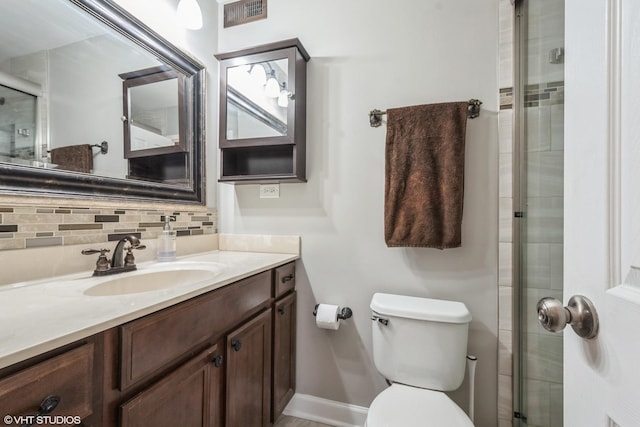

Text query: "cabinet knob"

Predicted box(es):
[282, 274, 294, 283]
[21, 395, 61, 427]
[212, 355, 224, 367]
[231, 339, 242, 352]
[278, 307, 286, 315]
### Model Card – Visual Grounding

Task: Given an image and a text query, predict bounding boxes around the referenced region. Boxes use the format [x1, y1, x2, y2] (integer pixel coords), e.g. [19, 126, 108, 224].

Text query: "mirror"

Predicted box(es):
[0, 0, 205, 204]
[216, 39, 309, 151]
[226, 58, 289, 140]
[121, 66, 186, 158]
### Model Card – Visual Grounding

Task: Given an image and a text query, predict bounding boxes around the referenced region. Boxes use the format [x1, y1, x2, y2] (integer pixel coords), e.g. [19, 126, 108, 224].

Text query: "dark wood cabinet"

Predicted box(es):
[0, 263, 298, 427]
[226, 309, 273, 427]
[216, 39, 310, 183]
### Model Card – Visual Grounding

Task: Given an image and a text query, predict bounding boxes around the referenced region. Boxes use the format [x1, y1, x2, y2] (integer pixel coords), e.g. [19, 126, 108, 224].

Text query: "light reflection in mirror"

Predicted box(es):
[226, 58, 288, 140]
[129, 78, 180, 151]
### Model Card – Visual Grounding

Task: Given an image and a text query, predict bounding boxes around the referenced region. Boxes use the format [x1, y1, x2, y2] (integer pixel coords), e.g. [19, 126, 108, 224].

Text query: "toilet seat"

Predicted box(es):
[365, 384, 474, 427]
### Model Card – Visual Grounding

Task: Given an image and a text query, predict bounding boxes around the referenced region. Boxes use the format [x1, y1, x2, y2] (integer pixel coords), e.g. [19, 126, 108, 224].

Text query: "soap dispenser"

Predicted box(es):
[157, 216, 177, 262]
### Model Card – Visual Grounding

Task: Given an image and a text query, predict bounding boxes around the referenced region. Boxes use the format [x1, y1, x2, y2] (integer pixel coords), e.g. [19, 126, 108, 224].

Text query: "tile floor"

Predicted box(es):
[274, 415, 335, 427]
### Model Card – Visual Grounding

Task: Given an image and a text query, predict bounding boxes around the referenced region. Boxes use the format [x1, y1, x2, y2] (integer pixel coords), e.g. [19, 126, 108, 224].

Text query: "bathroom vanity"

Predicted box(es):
[0, 252, 297, 427]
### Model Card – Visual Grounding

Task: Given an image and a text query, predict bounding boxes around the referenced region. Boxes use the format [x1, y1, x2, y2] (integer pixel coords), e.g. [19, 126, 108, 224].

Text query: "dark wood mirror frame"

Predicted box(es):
[0, 0, 206, 205]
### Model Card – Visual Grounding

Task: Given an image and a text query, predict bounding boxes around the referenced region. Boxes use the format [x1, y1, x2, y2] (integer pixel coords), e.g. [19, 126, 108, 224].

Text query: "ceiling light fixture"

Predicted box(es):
[177, 0, 203, 30]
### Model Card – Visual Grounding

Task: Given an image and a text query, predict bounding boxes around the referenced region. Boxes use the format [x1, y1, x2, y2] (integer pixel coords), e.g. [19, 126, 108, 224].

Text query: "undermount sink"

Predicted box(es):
[83, 267, 220, 296]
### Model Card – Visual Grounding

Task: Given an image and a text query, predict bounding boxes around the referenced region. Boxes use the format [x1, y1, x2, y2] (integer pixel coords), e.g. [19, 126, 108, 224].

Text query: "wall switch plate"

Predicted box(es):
[259, 184, 280, 199]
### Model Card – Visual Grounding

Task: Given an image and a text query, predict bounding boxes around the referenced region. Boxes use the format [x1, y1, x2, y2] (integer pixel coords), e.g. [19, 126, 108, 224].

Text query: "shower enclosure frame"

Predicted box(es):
[511, 0, 565, 425]
[512, 0, 526, 424]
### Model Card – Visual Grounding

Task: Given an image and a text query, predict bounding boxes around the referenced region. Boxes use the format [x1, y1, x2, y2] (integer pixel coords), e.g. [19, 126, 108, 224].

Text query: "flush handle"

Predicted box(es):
[371, 315, 389, 326]
[537, 295, 599, 339]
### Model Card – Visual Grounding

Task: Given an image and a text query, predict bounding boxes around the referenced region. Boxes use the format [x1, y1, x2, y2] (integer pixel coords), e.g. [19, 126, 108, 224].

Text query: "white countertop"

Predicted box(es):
[0, 250, 298, 370]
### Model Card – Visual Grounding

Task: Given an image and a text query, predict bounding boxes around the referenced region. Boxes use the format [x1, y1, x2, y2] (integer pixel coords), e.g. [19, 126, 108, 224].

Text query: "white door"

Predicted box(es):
[564, 0, 640, 425]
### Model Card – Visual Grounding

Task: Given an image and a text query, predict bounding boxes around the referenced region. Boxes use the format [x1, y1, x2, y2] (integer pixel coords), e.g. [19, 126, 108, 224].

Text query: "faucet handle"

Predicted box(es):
[81, 248, 110, 255]
[82, 248, 111, 272]
[124, 245, 146, 266]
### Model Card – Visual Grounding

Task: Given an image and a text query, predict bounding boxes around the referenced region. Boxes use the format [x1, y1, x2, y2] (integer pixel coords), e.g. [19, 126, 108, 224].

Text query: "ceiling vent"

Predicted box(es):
[224, 0, 267, 28]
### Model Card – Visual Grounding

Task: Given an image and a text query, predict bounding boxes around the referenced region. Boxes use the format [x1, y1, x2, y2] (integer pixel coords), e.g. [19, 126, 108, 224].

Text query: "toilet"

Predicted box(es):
[365, 293, 474, 427]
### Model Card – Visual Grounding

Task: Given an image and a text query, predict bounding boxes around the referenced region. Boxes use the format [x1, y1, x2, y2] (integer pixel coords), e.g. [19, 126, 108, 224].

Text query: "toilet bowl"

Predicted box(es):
[366, 293, 474, 426]
[364, 384, 474, 427]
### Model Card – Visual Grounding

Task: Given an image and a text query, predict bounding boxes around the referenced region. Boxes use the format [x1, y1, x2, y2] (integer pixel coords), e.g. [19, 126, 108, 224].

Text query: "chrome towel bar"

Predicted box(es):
[369, 99, 482, 128]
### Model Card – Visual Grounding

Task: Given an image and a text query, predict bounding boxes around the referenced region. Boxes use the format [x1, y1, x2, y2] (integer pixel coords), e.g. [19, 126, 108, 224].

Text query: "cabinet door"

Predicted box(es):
[272, 291, 297, 422]
[226, 309, 272, 427]
[120, 344, 224, 427]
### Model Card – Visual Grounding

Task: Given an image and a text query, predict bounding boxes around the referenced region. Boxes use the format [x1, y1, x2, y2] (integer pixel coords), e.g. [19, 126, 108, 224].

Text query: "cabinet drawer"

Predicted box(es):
[274, 262, 295, 298]
[0, 344, 94, 421]
[120, 270, 272, 390]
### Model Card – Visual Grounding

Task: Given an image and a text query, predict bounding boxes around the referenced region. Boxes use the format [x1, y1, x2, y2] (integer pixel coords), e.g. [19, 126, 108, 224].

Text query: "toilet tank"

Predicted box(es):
[370, 293, 472, 391]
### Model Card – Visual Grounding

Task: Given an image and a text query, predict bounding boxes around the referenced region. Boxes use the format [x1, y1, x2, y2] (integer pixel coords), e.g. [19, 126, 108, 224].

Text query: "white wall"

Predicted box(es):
[116, 0, 499, 424]
[216, 1, 500, 426]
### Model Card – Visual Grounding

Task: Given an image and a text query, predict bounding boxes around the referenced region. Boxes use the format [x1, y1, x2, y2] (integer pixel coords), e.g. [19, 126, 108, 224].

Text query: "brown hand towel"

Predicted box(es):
[50, 144, 93, 173]
[384, 102, 468, 249]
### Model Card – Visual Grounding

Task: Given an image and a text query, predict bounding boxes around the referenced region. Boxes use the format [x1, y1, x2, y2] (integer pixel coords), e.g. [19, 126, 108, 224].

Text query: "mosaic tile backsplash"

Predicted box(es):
[0, 205, 217, 251]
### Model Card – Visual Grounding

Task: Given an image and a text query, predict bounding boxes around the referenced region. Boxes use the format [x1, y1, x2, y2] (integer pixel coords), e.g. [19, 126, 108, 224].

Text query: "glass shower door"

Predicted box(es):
[514, 0, 564, 426]
[0, 84, 37, 163]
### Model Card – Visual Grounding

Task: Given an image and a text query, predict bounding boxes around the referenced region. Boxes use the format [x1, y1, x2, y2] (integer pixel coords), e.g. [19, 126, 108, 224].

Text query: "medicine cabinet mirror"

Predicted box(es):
[0, 0, 205, 204]
[215, 39, 309, 183]
[121, 66, 187, 159]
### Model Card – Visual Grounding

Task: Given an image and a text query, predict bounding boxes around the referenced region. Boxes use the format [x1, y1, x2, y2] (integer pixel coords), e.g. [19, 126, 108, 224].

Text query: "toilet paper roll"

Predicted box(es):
[315, 304, 341, 330]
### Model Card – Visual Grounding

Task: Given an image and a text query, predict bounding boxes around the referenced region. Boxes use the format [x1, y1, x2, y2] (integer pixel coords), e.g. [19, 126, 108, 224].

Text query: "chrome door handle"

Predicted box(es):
[537, 295, 599, 339]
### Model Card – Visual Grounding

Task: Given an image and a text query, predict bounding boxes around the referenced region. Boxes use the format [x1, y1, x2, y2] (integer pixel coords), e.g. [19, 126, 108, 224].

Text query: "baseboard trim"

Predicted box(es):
[282, 393, 369, 427]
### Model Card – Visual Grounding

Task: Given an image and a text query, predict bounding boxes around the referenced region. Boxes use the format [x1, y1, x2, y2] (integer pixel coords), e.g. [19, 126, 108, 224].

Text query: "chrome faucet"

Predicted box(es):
[82, 235, 146, 276]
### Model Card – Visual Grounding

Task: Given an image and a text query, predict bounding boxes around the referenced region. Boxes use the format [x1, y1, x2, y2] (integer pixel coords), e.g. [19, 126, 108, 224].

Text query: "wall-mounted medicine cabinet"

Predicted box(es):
[215, 39, 309, 183]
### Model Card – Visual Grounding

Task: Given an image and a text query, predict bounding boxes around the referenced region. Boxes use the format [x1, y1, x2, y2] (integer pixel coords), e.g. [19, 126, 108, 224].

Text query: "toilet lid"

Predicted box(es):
[366, 384, 474, 427]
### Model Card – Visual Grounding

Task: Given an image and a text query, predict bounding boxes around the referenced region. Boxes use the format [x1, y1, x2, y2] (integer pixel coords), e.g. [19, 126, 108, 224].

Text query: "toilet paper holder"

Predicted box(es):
[313, 304, 353, 320]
